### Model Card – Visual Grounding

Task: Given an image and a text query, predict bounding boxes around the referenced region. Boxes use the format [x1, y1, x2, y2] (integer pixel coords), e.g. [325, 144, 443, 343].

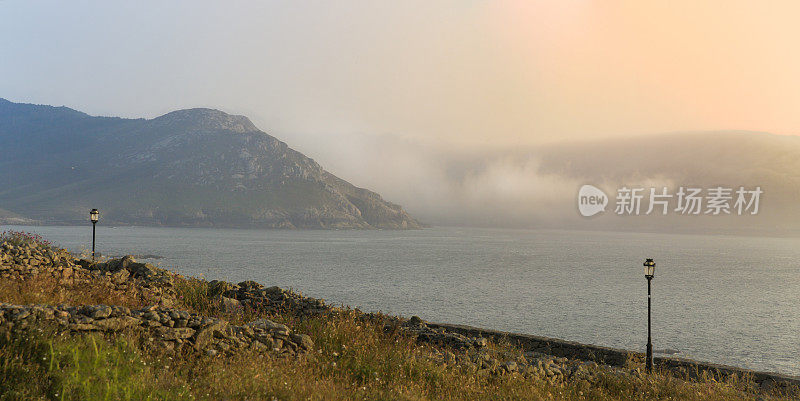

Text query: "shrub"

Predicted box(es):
[0, 230, 58, 251]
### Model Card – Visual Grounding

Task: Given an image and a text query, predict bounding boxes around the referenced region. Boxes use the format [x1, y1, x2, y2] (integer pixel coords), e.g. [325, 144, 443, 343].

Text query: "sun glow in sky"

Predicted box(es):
[485, 1, 800, 140]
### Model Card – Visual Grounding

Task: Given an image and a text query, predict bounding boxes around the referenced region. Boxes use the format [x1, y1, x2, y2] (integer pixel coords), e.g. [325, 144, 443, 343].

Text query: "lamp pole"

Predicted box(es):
[90, 209, 99, 261]
[644, 258, 656, 373]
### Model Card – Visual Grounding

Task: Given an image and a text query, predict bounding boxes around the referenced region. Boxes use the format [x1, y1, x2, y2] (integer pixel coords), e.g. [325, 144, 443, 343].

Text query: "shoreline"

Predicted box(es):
[1, 233, 798, 399]
[426, 321, 800, 390]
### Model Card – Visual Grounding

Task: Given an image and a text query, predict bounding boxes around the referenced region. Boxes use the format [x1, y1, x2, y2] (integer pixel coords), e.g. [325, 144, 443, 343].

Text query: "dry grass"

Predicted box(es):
[0, 274, 148, 309]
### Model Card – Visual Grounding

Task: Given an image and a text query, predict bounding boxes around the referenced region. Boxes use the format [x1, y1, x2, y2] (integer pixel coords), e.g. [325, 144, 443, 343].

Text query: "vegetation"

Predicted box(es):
[0, 230, 57, 251]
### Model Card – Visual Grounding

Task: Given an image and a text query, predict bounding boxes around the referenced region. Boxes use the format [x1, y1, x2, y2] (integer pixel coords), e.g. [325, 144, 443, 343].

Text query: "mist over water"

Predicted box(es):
[5, 225, 799, 376]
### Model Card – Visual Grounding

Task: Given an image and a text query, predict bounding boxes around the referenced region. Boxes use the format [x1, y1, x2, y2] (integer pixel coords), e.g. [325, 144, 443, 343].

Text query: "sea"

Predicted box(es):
[2, 225, 799, 376]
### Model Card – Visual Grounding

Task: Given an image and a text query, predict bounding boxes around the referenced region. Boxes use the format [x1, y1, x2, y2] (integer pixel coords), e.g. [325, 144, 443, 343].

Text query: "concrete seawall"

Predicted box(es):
[428, 322, 800, 391]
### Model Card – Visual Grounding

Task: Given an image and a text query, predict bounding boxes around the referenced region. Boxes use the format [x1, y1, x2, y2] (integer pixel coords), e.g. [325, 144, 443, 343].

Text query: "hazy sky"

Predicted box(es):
[2, 1, 799, 227]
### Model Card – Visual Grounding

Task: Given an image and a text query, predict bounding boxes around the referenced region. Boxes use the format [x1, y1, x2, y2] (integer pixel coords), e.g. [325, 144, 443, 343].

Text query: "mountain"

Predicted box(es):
[0, 98, 422, 229]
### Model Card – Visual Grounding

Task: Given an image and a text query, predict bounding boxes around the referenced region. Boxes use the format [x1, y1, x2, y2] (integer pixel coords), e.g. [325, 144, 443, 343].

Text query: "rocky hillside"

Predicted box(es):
[0, 98, 422, 229]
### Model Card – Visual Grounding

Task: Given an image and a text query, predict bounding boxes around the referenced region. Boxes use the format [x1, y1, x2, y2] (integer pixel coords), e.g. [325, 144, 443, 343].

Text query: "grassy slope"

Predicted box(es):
[0, 245, 792, 400]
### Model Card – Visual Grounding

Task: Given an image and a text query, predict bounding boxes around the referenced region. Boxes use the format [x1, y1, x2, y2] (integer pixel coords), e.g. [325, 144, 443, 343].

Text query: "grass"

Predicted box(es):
[0, 272, 150, 309]
[0, 260, 796, 400]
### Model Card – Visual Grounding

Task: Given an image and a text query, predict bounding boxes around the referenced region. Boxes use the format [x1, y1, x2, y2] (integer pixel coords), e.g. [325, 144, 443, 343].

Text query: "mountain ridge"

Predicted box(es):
[0, 98, 423, 229]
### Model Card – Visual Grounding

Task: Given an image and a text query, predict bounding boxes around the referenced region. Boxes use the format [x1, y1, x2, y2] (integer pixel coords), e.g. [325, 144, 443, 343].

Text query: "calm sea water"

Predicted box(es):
[3, 225, 799, 376]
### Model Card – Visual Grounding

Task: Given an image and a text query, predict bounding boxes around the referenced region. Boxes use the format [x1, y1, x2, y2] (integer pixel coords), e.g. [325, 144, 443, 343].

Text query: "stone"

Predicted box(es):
[264, 286, 283, 295]
[205, 349, 218, 357]
[120, 255, 136, 269]
[238, 280, 262, 290]
[70, 323, 98, 331]
[247, 319, 289, 333]
[155, 327, 196, 340]
[111, 306, 131, 316]
[250, 341, 270, 352]
[91, 306, 113, 319]
[290, 333, 314, 350]
[193, 321, 229, 350]
[93, 316, 140, 331]
[256, 335, 275, 349]
[502, 361, 518, 373]
[221, 296, 241, 312]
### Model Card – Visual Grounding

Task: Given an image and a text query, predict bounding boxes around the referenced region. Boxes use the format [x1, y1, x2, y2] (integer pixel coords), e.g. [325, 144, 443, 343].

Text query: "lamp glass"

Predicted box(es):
[644, 259, 655, 277]
[90, 209, 99, 223]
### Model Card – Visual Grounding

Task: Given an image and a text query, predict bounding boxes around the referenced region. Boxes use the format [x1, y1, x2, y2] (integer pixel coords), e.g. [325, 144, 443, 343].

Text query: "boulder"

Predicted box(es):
[221, 296, 241, 312]
[193, 320, 229, 350]
[290, 333, 314, 350]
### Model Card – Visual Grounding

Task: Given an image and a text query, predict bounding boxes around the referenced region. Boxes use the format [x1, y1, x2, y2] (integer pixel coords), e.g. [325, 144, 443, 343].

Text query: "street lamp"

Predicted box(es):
[643, 258, 656, 373]
[90, 209, 99, 261]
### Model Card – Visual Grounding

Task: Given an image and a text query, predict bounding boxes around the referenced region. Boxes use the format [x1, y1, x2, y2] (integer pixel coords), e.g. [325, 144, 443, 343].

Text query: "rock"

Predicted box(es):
[221, 296, 241, 311]
[264, 286, 283, 295]
[290, 333, 314, 350]
[247, 319, 289, 333]
[11, 310, 30, 321]
[120, 255, 136, 269]
[193, 321, 229, 350]
[238, 280, 262, 290]
[205, 349, 218, 357]
[250, 340, 270, 352]
[93, 316, 140, 331]
[502, 361, 518, 373]
[70, 323, 98, 331]
[155, 327, 196, 340]
[90, 306, 113, 319]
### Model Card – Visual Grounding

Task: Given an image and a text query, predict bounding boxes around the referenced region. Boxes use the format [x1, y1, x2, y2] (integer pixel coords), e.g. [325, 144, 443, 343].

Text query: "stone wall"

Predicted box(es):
[0, 303, 313, 357]
[1, 242, 179, 306]
[427, 322, 800, 391]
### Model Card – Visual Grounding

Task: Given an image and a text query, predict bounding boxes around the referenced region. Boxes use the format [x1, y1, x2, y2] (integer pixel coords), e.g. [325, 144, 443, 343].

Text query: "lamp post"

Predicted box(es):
[643, 258, 656, 373]
[90, 209, 99, 261]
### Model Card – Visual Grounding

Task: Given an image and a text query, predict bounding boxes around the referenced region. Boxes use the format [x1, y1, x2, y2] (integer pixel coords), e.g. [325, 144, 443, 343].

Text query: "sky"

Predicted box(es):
[2, 1, 799, 229]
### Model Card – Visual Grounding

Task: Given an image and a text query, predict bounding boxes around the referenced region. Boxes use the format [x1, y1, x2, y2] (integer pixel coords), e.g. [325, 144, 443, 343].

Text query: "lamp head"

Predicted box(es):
[90, 209, 99, 223]
[643, 258, 655, 278]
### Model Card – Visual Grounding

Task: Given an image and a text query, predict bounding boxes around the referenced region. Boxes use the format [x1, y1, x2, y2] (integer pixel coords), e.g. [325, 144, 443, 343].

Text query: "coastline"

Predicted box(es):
[1, 232, 798, 399]
[426, 322, 800, 391]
